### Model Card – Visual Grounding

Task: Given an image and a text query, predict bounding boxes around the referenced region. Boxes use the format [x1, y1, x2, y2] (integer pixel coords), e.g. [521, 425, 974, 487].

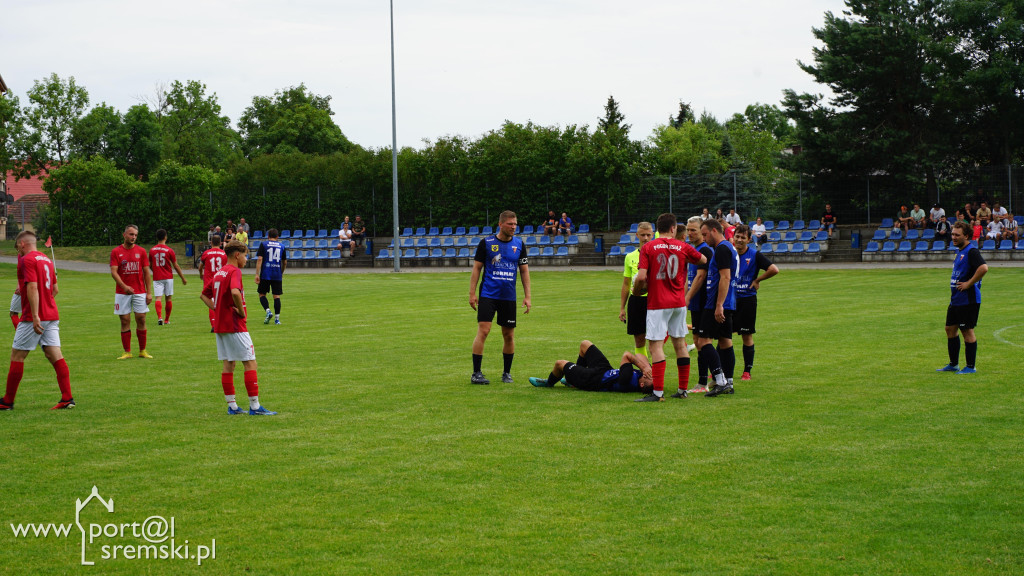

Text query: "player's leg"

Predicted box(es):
[531, 359, 570, 388]
[134, 310, 151, 358]
[273, 294, 282, 324]
[741, 334, 755, 380]
[717, 336, 735, 382]
[2, 347, 32, 408]
[221, 358, 243, 413]
[164, 295, 173, 324]
[118, 310, 133, 359]
[958, 325, 978, 374]
[258, 283, 272, 323]
[500, 325, 515, 382]
[697, 309, 728, 391]
[938, 307, 961, 371]
[42, 342, 73, 407]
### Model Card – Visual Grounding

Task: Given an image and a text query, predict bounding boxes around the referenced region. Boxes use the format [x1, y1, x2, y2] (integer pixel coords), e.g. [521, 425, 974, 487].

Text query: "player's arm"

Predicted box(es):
[25, 281, 43, 334]
[715, 266, 731, 323]
[957, 256, 988, 291]
[110, 266, 134, 294]
[519, 262, 531, 313]
[619, 276, 630, 323]
[172, 259, 188, 285]
[230, 288, 245, 317]
[622, 351, 652, 379]
[469, 261, 483, 310]
[199, 293, 215, 311]
[685, 268, 707, 306]
[254, 256, 264, 284]
[143, 266, 154, 304]
[752, 255, 779, 291]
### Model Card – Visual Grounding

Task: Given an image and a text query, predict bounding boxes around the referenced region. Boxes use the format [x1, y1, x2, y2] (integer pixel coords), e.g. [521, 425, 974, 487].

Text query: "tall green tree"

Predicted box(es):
[14, 74, 90, 177]
[238, 84, 353, 158]
[161, 80, 240, 169]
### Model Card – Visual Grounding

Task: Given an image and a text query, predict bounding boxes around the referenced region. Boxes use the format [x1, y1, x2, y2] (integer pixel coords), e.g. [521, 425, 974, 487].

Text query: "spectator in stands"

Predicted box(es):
[751, 217, 767, 244]
[725, 209, 742, 227]
[976, 202, 992, 227]
[207, 225, 216, 244]
[337, 223, 354, 256]
[541, 211, 558, 236]
[558, 212, 573, 235]
[935, 214, 951, 244]
[963, 202, 976, 222]
[235, 226, 249, 247]
[1003, 213, 1018, 242]
[223, 226, 235, 243]
[986, 218, 1002, 240]
[929, 204, 945, 226]
[971, 219, 983, 241]
[954, 208, 967, 224]
[821, 204, 837, 238]
[341, 215, 351, 231]
[991, 201, 1008, 223]
[700, 208, 712, 221]
[237, 218, 250, 235]
[226, 219, 235, 233]
[910, 204, 927, 230]
[715, 208, 725, 221]
[214, 225, 222, 240]
[351, 216, 366, 247]
[896, 205, 913, 233]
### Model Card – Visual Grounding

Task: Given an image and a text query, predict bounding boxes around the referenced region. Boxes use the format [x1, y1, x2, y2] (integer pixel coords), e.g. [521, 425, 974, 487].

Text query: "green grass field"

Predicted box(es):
[2, 264, 1023, 575]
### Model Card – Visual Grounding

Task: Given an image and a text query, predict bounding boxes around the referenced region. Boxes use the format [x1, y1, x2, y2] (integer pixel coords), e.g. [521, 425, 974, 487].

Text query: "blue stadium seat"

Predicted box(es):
[316, 239, 328, 249]
[881, 218, 894, 229]
[906, 230, 919, 241]
[759, 243, 773, 253]
[250, 240, 262, 250]
[455, 226, 467, 236]
[931, 241, 945, 251]
[783, 232, 797, 242]
[306, 230, 316, 239]
[542, 247, 554, 257]
[329, 250, 341, 259]
[522, 225, 534, 235]
[293, 229, 304, 239]
[330, 229, 340, 238]
[539, 235, 551, 246]
[401, 228, 413, 237]
[455, 237, 468, 247]
[890, 230, 903, 240]
[317, 229, 328, 238]
[457, 248, 471, 258]
[377, 249, 391, 259]
[774, 244, 789, 254]
[608, 245, 623, 256]
[808, 220, 821, 231]
[305, 250, 317, 259]
[428, 227, 440, 236]
[441, 227, 453, 236]
[552, 235, 565, 245]
[482, 226, 493, 235]
[468, 226, 479, 236]
[556, 246, 569, 257]
[624, 246, 637, 254]
[864, 241, 879, 253]
[628, 223, 639, 233]
[416, 249, 429, 259]
[815, 230, 828, 241]
[253, 230, 264, 239]
[414, 228, 427, 237]
[441, 237, 454, 247]
[807, 242, 820, 253]
[303, 239, 316, 249]
[577, 224, 590, 234]
[799, 231, 813, 242]
[790, 243, 805, 253]
[881, 241, 896, 252]
[897, 241, 912, 252]
[527, 246, 540, 257]
[913, 241, 929, 251]
[999, 239, 1013, 250]
[280, 230, 291, 239]
[776, 220, 791, 231]
[524, 236, 537, 246]
[444, 248, 457, 258]
[416, 238, 428, 248]
[430, 248, 443, 258]
[982, 239, 996, 250]
[1016, 215, 1024, 225]
[767, 232, 781, 243]
[922, 229, 935, 240]
[792, 220, 806, 230]
[619, 234, 632, 245]
[948, 241, 959, 251]
[567, 235, 579, 245]
[1018, 239, 1024, 250]
[316, 250, 328, 259]
[872, 230, 887, 241]
[400, 238, 414, 248]
[403, 249, 416, 259]
[287, 250, 301, 260]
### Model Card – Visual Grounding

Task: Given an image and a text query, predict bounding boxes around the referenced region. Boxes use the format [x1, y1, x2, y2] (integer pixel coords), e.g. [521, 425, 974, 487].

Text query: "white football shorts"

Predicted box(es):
[114, 294, 149, 315]
[12, 320, 60, 350]
[646, 306, 688, 340]
[153, 279, 174, 297]
[216, 332, 256, 362]
[10, 293, 20, 315]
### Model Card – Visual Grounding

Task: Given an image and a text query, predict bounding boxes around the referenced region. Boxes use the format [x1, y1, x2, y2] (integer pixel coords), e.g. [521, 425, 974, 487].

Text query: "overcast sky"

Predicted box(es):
[5, 0, 846, 150]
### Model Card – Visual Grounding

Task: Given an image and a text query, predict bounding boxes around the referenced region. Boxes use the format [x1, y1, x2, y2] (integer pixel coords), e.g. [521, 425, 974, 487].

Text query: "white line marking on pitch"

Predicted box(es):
[993, 325, 1024, 348]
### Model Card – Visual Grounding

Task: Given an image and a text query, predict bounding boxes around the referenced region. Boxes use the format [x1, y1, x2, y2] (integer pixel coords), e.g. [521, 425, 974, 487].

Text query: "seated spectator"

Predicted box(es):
[934, 214, 951, 244]
[700, 208, 712, 221]
[541, 211, 557, 236]
[237, 218, 251, 234]
[715, 208, 725, 221]
[341, 215, 351, 232]
[954, 209, 967, 224]
[976, 202, 992, 227]
[910, 203, 927, 230]
[986, 219, 1002, 240]
[751, 217, 767, 244]
[725, 208, 742, 226]
[821, 203, 837, 238]
[896, 206, 913, 233]
[226, 219, 235, 233]
[235, 227, 249, 246]
[963, 202, 976, 222]
[558, 212, 573, 235]
[337, 223, 354, 256]
[1003, 213, 1018, 242]
[991, 201, 1008, 223]
[972, 219, 983, 241]
[351, 215, 366, 247]
[207, 225, 216, 244]
[223, 226, 235, 243]
[928, 204, 944, 226]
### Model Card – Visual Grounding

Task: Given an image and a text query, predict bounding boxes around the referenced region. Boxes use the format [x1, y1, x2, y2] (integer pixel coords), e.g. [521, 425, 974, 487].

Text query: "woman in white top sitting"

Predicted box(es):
[751, 217, 767, 244]
[700, 208, 712, 221]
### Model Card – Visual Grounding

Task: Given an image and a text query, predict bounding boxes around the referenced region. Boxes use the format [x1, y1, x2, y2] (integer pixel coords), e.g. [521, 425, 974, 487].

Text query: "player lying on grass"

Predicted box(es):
[528, 340, 653, 393]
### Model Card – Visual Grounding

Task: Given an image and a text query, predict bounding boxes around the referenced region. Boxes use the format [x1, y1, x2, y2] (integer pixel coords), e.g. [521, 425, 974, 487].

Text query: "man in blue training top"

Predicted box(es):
[255, 228, 288, 325]
[528, 340, 653, 393]
[469, 210, 531, 384]
[697, 218, 740, 397]
[937, 220, 988, 374]
[731, 225, 779, 381]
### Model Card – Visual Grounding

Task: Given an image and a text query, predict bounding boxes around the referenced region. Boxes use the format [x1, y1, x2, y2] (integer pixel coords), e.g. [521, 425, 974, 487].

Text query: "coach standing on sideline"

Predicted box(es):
[937, 221, 988, 375]
[469, 210, 531, 385]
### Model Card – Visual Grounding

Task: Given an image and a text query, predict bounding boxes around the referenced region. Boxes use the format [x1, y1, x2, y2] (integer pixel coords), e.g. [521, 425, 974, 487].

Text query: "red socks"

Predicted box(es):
[165, 301, 173, 322]
[677, 358, 691, 391]
[120, 330, 132, 352]
[221, 373, 235, 396]
[4, 361, 24, 404]
[53, 358, 71, 401]
[137, 329, 147, 351]
[652, 360, 666, 394]
[154, 301, 162, 320]
[243, 370, 258, 397]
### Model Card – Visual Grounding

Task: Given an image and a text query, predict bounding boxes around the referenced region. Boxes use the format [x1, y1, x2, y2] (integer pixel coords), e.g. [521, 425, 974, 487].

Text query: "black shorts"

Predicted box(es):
[696, 308, 734, 340]
[946, 303, 980, 330]
[564, 344, 614, 390]
[689, 293, 707, 333]
[735, 295, 757, 335]
[477, 297, 516, 328]
[258, 279, 283, 296]
[626, 294, 648, 336]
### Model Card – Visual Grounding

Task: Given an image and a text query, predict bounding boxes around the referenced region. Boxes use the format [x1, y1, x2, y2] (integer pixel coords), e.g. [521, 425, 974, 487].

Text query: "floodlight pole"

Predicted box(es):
[390, 0, 401, 272]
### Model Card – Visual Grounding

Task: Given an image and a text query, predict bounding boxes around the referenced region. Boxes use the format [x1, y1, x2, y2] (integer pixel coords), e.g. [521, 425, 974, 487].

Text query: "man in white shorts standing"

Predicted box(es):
[110, 224, 154, 359]
[200, 240, 277, 416]
[632, 213, 707, 401]
[1, 231, 74, 410]
[150, 229, 188, 326]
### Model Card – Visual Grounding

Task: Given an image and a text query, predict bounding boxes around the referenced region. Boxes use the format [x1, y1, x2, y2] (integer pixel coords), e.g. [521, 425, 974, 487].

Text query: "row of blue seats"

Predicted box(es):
[625, 220, 822, 234]
[398, 224, 590, 237]
[879, 215, 1024, 230]
[616, 230, 829, 246]
[609, 242, 824, 256]
[377, 246, 574, 260]
[866, 239, 1024, 253]
[872, 229, 938, 241]
[250, 229, 338, 240]
[286, 250, 345, 260]
[390, 235, 581, 249]
[251, 239, 336, 250]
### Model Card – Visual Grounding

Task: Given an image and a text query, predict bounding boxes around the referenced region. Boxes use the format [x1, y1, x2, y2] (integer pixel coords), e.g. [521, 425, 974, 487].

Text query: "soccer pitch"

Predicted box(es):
[2, 264, 1023, 575]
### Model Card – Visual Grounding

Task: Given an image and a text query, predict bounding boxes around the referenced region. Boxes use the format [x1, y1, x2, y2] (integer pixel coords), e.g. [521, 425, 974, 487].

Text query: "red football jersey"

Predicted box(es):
[150, 244, 177, 281]
[638, 236, 703, 310]
[19, 251, 59, 321]
[202, 265, 247, 333]
[110, 245, 150, 295]
[200, 248, 227, 284]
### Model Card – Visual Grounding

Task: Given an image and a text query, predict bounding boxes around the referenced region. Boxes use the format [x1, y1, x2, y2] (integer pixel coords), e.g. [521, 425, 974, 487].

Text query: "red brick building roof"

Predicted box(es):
[4, 170, 49, 201]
